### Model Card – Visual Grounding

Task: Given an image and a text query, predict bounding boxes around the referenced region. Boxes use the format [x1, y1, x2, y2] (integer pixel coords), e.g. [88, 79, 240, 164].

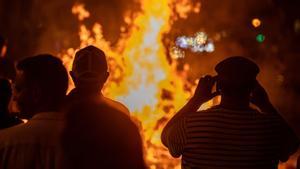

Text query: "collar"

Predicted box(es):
[31, 112, 65, 121]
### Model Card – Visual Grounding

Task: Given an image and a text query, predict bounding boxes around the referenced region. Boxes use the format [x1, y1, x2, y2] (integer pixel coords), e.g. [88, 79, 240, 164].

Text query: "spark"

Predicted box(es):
[176, 36, 189, 49]
[170, 46, 185, 59]
[175, 32, 215, 53]
[194, 32, 207, 45]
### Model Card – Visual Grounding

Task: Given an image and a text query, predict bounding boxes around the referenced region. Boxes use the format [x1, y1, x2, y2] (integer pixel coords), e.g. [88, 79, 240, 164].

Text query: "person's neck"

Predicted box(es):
[219, 95, 251, 110]
[73, 87, 102, 96]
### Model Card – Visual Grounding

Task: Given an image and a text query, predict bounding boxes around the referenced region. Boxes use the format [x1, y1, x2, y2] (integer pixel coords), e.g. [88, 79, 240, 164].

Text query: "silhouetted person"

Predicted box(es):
[162, 56, 299, 169]
[0, 78, 22, 129]
[67, 45, 130, 115]
[0, 55, 69, 169]
[63, 45, 146, 169]
[63, 102, 146, 169]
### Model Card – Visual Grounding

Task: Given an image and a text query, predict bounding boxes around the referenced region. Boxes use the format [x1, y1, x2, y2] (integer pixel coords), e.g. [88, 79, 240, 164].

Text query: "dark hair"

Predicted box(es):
[0, 78, 12, 113]
[16, 54, 68, 111]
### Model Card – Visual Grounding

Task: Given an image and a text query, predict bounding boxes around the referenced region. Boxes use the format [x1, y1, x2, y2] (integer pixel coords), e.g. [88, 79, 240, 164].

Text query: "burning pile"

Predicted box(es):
[59, 0, 213, 168]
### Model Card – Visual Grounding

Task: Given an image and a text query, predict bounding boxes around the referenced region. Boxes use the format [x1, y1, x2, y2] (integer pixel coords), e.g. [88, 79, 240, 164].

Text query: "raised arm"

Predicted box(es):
[161, 75, 219, 156]
[250, 81, 299, 161]
[250, 81, 278, 114]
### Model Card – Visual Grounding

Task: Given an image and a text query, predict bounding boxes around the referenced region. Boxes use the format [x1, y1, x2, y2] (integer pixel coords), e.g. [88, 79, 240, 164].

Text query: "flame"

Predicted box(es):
[174, 0, 201, 19]
[72, 3, 90, 21]
[59, 2, 298, 169]
[59, 1, 212, 168]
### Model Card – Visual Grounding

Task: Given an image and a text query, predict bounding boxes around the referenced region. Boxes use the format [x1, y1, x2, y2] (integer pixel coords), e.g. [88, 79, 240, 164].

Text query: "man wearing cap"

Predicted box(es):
[67, 45, 129, 115]
[162, 56, 299, 169]
[63, 45, 146, 169]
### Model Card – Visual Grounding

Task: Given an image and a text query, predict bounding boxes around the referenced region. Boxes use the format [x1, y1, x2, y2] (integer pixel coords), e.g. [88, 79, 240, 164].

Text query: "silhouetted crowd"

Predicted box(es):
[0, 35, 299, 169]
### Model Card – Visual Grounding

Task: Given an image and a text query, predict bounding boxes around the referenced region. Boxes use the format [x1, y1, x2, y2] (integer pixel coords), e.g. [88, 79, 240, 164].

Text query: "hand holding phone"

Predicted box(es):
[192, 75, 220, 104]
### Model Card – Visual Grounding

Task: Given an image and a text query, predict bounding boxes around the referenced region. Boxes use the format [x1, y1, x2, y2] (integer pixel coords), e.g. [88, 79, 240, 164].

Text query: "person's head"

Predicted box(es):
[0, 78, 12, 114]
[215, 56, 259, 98]
[70, 45, 109, 92]
[14, 54, 68, 117]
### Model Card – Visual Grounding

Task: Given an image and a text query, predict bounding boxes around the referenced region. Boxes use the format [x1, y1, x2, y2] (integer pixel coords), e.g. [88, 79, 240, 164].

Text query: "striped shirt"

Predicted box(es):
[162, 107, 299, 169]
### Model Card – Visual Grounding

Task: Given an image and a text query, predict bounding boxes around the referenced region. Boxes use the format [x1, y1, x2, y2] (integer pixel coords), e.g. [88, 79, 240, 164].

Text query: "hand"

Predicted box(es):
[250, 81, 274, 113]
[192, 75, 220, 104]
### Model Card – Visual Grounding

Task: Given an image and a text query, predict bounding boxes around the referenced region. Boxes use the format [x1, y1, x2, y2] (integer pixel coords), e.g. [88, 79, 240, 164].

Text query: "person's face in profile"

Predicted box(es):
[13, 70, 38, 116]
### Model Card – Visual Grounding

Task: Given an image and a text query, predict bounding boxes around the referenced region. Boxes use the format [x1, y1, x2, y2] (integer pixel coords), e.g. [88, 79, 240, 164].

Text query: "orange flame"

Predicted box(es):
[71, 3, 90, 21]
[59, 2, 299, 169]
[59, 1, 210, 168]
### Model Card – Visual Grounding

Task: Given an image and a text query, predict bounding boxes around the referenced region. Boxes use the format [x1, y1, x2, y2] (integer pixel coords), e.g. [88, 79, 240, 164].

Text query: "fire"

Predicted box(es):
[72, 3, 90, 21]
[59, 1, 212, 168]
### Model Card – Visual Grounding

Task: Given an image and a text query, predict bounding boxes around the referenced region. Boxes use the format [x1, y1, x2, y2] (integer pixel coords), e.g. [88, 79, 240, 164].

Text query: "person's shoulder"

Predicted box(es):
[0, 122, 28, 136]
[101, 97, 130, 116]
[0, 123, 29, 148]
[188, 106, 262, 118]
[188, 106, 226, 115]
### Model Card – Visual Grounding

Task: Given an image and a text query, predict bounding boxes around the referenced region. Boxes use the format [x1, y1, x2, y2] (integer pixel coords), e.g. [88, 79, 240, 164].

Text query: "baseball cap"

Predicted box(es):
[72, 45, 108, 82]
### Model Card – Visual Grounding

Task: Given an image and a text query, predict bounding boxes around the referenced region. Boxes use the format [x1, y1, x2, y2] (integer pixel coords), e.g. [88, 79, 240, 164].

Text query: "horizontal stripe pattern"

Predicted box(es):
[165, 107, 290, 169]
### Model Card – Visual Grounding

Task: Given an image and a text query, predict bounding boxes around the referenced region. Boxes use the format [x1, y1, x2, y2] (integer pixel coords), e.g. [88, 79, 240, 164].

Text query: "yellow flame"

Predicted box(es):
[61, 2, 297, 169]
[60, 1, 204, 168]
[71, 3, 90, 21]
[174, 0, 201, 19]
